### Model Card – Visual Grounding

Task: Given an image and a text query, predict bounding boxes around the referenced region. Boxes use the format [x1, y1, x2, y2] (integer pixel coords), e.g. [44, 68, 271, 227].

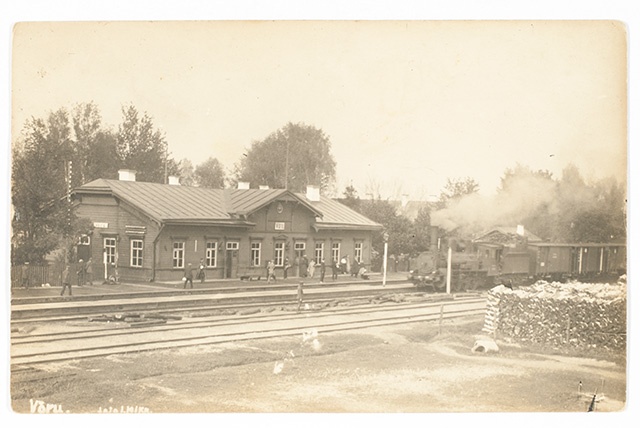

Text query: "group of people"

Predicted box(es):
[337, 256, 369, 280]
[296, 256, 325, 281]
[60, 258, 94, 296]
[183, 259, 207, 289]
[265, 254, 369, 283]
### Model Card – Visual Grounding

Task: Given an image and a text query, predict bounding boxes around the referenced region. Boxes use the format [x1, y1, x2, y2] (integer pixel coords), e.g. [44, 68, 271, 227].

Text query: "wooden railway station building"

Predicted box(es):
[72, 170, 382, 283]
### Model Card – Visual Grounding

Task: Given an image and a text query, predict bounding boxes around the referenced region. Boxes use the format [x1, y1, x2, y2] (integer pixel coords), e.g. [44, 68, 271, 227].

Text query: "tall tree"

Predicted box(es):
[412, 205, 432, 252]
[235, 122, 336, 193]
[359, 198, 417, 259]
[177, 158, 196, 186]
[11, 110, 77, 263]
[194, 157, 226, 189]
[116, 105, 169, 183]
[339, 184, 361, 211]
[84, 130, 120, 181]
[71, 102, 104, 185]
[555, 166, 626, 243]
[435, 177, 480, 210]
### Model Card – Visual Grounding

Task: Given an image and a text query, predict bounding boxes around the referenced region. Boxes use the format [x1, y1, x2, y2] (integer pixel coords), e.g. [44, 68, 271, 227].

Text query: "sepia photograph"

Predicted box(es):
[2, 1, 637, 425]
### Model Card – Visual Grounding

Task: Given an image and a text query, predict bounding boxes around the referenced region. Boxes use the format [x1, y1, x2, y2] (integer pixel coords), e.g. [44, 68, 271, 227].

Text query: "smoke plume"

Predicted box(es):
[431, 172, 558, 235]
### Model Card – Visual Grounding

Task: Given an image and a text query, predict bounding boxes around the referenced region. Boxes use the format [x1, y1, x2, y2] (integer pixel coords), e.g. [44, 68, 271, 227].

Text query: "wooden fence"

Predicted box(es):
[11, 264, 64, 288]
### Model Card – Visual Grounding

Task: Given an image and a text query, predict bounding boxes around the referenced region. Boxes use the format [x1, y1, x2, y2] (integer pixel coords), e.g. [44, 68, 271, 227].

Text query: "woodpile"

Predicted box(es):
[484, 280, 626, 351]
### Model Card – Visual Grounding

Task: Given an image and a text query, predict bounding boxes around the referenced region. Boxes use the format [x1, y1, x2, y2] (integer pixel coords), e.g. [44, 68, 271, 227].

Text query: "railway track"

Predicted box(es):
[11, 296, 486, 368]
[10, 281, 418, 322]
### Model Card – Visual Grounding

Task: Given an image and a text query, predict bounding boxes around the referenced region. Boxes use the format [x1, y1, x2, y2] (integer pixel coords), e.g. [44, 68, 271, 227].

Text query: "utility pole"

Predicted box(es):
[382, 232, 389, 287]
[446, 246, 452, 294]
[284, 139, 289, 190]
[164, 143, 168, 184]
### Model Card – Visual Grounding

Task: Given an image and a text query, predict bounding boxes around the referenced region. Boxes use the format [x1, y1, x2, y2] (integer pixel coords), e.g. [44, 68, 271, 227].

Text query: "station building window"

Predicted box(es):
[104, 237, 117, 264]
[331, 242, 340, 263]
[294, 241, 306, 259]
[172, 242, 185, 269]
[354, 242, 363, 263]
[206, 241, 217, 268]
[251, 241, 262, 266]
[274, 242, 285, 266]
[315, 242, 324, 264]
[130, 239, 143, 267]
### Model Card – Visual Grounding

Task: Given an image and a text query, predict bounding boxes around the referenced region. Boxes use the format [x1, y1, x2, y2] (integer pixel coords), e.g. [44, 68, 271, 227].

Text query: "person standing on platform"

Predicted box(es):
[183, 263, 194, 289]
[320, 259, 326, 283]
[21, 262, 30, 289]
[332, 259, 339, 280]
[351, 258, 360, 277]
[308, 258, 315, 279]
[60, 265, 72, 296]
[267, 260, 276, 283]
[340, 256, 347, 274]
[300, 255, 309, 278]
[283, 257, 291, 279]
[85, 258, 93, 285]
[77, 259, 85, 286]
[197, 259, 206, 283]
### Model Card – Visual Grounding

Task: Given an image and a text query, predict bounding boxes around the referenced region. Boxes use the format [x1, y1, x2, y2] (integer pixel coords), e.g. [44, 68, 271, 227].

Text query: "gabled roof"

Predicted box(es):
[297, 194, 383, 231]
[77, 179, 232, 224]
[75, 179, 379, 230]
[229, 188, 321, 217]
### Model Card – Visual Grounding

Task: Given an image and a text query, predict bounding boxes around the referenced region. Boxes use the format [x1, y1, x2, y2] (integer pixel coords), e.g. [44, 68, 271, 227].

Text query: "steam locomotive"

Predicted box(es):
[409, 227, 626, 292]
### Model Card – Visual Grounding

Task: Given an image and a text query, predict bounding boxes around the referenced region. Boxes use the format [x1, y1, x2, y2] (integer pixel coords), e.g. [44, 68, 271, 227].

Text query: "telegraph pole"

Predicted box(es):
[284, 139, 289, 190]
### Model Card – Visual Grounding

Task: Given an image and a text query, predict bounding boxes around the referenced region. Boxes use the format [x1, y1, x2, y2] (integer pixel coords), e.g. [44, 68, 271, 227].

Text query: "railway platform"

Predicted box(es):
[10, 271, 410, 302]
[9, 272, 424, 322]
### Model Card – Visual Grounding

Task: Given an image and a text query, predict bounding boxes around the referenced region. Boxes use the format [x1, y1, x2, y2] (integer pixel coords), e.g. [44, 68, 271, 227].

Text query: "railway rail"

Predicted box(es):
[11, 296, 486, 368]
[10, 281, 418, 322]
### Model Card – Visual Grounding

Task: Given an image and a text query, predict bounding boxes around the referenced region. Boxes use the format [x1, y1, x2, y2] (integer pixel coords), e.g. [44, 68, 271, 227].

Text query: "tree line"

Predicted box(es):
[11, 102, 626, 265]
[338, 164, 626, 269]
[11, 103, 337, 264]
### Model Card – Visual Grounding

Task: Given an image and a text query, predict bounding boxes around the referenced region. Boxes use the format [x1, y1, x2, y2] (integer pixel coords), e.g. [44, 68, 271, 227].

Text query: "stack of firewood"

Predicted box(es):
[485, 281, 626, 351]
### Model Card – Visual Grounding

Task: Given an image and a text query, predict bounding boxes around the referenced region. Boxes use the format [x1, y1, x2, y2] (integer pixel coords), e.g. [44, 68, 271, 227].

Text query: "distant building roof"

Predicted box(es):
[75, 179, 381, 230]
[473, 226, 543, 244]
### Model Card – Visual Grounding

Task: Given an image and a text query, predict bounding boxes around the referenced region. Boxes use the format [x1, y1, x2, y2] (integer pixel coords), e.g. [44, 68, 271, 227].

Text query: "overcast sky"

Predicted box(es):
[11, 20, 627, 199]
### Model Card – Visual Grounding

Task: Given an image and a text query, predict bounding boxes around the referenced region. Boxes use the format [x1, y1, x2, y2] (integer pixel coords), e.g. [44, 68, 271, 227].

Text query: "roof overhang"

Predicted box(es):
[163, 219, 256, 227]
[528, 242, 626, 248]
[313, 222, 383, 232]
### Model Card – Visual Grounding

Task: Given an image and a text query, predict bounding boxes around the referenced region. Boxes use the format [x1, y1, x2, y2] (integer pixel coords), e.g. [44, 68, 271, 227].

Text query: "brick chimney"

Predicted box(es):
[118, 169, 137, 182]
[306, 185, 320, 202]
[168, 176, 180, 186]
[237, 181, 250, 190]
